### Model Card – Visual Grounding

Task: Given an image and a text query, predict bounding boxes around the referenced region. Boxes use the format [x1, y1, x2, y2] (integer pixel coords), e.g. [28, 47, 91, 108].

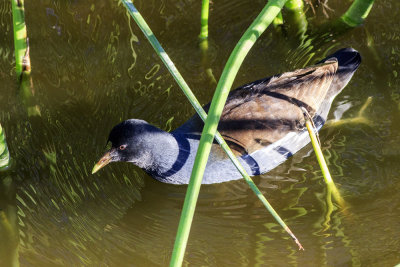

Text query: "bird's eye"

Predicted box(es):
[119, 145, 127, 150]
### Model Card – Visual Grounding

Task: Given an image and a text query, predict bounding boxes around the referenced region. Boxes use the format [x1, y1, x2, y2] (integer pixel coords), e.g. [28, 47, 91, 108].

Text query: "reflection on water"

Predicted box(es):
[0, 0, 400, 265]
[0, 174, 19, 267]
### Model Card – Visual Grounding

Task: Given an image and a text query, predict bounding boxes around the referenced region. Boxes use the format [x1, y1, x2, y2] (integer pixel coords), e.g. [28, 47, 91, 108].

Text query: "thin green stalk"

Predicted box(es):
[305, 120, 345, 207]
[199, 0, 209, 39]
[306, 120, 333, 184]
[121, 1, 205, 119]
[11, 0, 39, 117]
[120, 1, 303, 265]
[11, 0, 30, 78]
[341, 0, 374, 27]
[0, 124, 10, 170]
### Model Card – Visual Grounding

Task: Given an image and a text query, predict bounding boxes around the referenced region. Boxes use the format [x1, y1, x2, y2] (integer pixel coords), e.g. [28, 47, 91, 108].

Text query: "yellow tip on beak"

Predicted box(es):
[92, 151, 112, 174]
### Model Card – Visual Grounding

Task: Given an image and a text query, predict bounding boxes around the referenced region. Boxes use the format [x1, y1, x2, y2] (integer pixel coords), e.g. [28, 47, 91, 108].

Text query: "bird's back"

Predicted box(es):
[170, 48, 361, 183]
[175, 48, 360, 153]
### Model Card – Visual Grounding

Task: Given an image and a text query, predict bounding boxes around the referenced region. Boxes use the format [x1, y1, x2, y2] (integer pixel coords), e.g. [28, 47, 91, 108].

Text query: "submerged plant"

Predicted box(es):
[0, 124, 10, 170]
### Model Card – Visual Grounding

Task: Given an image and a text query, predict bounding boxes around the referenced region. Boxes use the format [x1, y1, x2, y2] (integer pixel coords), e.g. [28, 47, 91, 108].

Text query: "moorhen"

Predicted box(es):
[92, 48, 361, 184]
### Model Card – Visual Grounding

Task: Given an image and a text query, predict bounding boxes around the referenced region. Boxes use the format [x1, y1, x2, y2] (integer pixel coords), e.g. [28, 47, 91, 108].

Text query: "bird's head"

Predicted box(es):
[92, 119, 151, 174]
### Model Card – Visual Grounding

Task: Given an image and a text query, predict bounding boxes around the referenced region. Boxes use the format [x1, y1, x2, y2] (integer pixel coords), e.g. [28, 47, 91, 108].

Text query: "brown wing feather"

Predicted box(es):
[218, 60, 338, 155]
[173, 60, 338, 156]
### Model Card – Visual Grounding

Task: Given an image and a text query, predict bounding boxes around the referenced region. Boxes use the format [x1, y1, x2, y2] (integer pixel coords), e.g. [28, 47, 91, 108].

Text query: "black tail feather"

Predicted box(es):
[321, 47, 361, 73]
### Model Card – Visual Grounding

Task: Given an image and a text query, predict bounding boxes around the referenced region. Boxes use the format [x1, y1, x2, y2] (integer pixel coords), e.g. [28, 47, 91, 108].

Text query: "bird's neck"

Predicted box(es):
[132, 126, 181, 178]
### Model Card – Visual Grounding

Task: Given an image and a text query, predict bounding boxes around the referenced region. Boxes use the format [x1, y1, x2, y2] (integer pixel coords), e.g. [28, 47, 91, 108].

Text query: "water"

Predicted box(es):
[0, 0, 399, 266]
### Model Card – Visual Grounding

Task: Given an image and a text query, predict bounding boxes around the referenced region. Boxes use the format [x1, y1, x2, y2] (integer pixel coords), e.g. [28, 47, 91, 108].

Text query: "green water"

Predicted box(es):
[0, 0, 399, 266]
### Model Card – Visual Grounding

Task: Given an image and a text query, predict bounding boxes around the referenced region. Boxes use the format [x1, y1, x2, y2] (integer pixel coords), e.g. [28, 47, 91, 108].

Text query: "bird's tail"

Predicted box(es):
[320, 47, 361, 98]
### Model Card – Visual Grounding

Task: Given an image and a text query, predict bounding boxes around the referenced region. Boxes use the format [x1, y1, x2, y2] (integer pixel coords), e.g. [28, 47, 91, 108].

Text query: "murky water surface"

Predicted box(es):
[0, 0, 399, 266]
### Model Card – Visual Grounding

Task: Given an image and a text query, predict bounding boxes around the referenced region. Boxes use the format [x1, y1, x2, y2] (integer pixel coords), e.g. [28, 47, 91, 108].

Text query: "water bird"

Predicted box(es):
[92, 48, 361, 184]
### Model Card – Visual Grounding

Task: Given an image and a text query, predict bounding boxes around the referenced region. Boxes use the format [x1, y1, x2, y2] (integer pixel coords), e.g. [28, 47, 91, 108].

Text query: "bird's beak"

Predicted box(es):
[92, 151, 112, 174]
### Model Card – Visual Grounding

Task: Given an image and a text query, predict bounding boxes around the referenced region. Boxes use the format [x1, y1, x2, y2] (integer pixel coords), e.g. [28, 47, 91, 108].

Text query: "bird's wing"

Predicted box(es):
[174, 60, 338, 155]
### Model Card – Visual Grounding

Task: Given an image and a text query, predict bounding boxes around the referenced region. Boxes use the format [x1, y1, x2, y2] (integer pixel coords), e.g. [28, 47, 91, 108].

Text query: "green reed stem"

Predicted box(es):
[11, 0, 38, 117]
[306, 121, 333, 184]
[172, 0, 293, 264]
[284, 0, 307, 38]
[341, 0, 374, 27]
[119, 1, 304, 266]
[0, 124, 10, 170]
[306, 120, 345, 206]
[285, 0, 304, 10]
[199, 0, 209, 39]
[121, 0, 206, 126]
[11, 0, 30, 78]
